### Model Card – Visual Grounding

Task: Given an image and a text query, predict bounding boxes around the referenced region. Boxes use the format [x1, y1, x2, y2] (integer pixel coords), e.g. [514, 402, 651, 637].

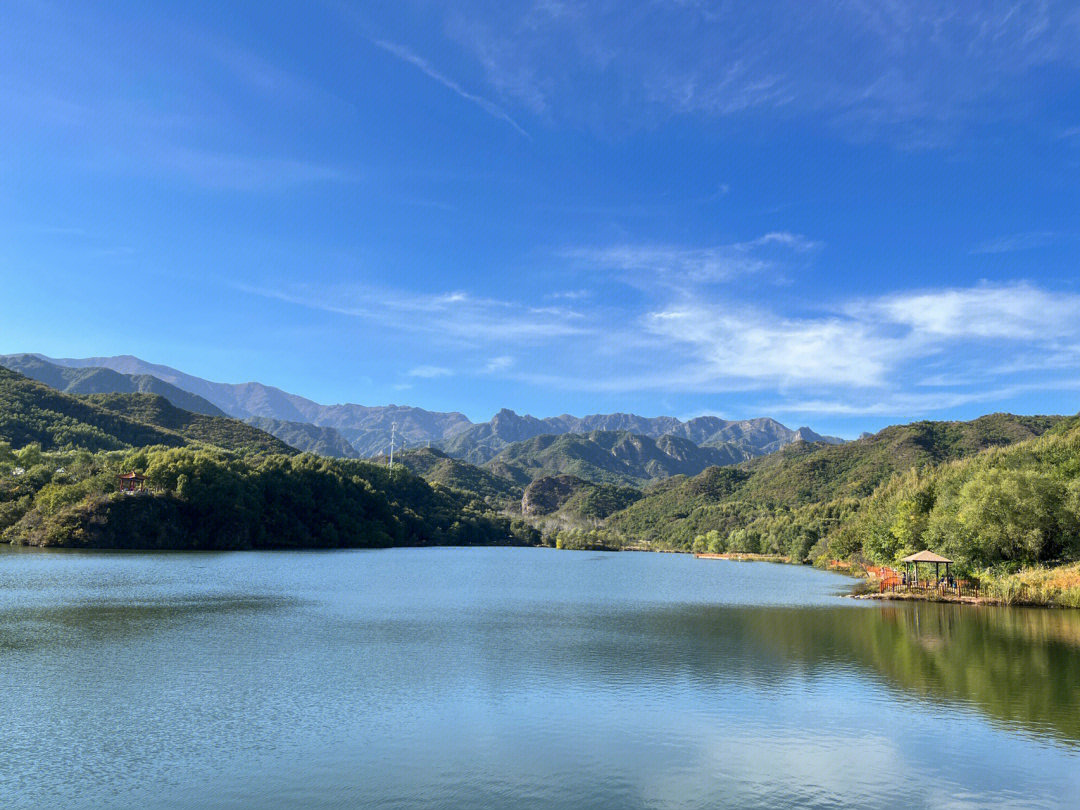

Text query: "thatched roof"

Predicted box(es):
[901, 550, 953, 564]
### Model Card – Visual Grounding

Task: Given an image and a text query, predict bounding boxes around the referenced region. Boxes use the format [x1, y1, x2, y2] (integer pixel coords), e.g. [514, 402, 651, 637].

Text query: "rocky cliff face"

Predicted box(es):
[521, 475, 585, 516]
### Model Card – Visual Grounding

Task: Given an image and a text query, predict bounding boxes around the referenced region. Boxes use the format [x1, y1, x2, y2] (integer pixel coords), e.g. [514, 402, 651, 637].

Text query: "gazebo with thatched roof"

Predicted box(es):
[901, 550, 953, 585]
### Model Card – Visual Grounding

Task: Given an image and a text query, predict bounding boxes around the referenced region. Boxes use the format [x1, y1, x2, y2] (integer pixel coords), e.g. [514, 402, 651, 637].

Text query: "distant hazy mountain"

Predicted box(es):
[483, 430, 756, 488]
[305, 405, 472, 457]
[40, 354, 472, 455]
[244, 417, 360, 458]
[0, 354, 225, 417]
[35, 354, 842, 459]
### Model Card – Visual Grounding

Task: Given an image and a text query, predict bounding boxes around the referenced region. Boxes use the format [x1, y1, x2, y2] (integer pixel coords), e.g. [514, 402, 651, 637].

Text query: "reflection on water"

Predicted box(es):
[0, 546, 1077, 810]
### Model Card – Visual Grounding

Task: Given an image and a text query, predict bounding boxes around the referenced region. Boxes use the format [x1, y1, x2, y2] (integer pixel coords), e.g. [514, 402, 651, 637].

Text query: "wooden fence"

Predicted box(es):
[879, 577, 980, 598]
[831, 561, 982, 599]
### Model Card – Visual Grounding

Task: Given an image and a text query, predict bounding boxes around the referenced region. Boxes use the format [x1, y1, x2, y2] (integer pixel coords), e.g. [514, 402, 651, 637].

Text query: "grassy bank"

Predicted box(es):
[977, 562, 1080, 607]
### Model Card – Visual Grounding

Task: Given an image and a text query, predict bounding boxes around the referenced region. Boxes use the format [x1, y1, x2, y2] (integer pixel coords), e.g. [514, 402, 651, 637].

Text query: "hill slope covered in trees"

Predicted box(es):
[84, 393, 297, 456]
[0, 366, 190, 452]
[607, 414, 1065, 558]
[244, 416, 360, 458]
[830, 416, 1080, 570]
[484, 430, 753, 487]
[0, 369, 537, 551]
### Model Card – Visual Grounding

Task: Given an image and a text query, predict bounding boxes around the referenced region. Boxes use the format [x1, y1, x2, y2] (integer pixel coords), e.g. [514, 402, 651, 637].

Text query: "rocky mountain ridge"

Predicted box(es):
[9, 353, 843, 460]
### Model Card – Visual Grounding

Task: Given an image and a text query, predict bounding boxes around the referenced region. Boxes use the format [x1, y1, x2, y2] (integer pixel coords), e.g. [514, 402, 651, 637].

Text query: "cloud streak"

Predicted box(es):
[429, 0, 1080, 144]
[562, 233, 820, 284]
[408, 365, 453, 378]
[234, 282, 593, 348]
[971, 232, 1066, 254]
[852, 282, 1080, 340]
[372, 39, 531, 138]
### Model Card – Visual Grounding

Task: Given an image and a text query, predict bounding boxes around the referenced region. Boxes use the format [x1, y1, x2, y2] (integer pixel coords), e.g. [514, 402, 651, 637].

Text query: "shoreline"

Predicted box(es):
[847, 590, 1000, 607]
[848, 587, 1079, 609]
[693, 552, 791, 563]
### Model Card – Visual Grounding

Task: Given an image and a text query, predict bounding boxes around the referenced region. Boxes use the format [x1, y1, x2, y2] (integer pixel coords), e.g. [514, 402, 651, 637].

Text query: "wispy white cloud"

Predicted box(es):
[408, 365, 453, 378]
[372, 39, 531, 138]
[483, 355, 515, 373]
[971, 231, 1066, 254]
[546, 289, 591, 300]
[852, 282, 1080, 340]
[234, 282, 593, 346]
[763, 376, 1080, 417]
[234, 264, 1080, 419]
[641, 305, 906, 389]
[232, 225, 1080, 421]
[430, 1, 1080, 144]
[562, 233, 820, 284]
[757, 389, 1020, 417]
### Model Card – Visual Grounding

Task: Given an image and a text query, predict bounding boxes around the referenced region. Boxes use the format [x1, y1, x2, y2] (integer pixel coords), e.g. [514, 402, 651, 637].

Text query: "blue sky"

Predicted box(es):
[2, 0, 1080, 437]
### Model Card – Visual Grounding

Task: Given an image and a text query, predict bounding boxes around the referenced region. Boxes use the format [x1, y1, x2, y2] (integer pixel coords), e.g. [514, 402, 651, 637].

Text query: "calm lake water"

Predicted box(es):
[1, 546, 1078, 810]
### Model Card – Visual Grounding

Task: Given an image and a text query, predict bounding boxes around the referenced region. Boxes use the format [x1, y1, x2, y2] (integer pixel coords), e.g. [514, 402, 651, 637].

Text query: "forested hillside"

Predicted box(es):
[484, 430, 752, 487]
[0, 366, 188, 451]
[0, 367, 537, 551]
[831, 416, 1080, 570]
[0, 445, 537, 550]
[388, 447, 523, 501]
[84, 393, 297, 456]
[607, 413, 1065, 559]
[521, 475, 642, 519]
[244, 416, 360, 458]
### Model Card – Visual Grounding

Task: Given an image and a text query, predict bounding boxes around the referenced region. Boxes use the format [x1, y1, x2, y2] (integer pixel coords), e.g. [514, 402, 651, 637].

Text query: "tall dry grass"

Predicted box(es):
[981, 563, 1080, 608]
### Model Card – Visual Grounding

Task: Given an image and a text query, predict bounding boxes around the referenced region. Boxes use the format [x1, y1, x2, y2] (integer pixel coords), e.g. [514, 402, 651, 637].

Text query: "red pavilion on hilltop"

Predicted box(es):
[118, 472, 147, 493]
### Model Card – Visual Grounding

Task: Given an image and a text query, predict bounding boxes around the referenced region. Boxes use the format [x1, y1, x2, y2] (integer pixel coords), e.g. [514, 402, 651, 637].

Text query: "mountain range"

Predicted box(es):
[0, 353, 842, 462]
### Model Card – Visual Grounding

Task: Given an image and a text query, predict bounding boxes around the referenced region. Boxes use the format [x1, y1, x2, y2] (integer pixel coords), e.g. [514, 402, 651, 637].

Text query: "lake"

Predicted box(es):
[1, 546, 1078, 809]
